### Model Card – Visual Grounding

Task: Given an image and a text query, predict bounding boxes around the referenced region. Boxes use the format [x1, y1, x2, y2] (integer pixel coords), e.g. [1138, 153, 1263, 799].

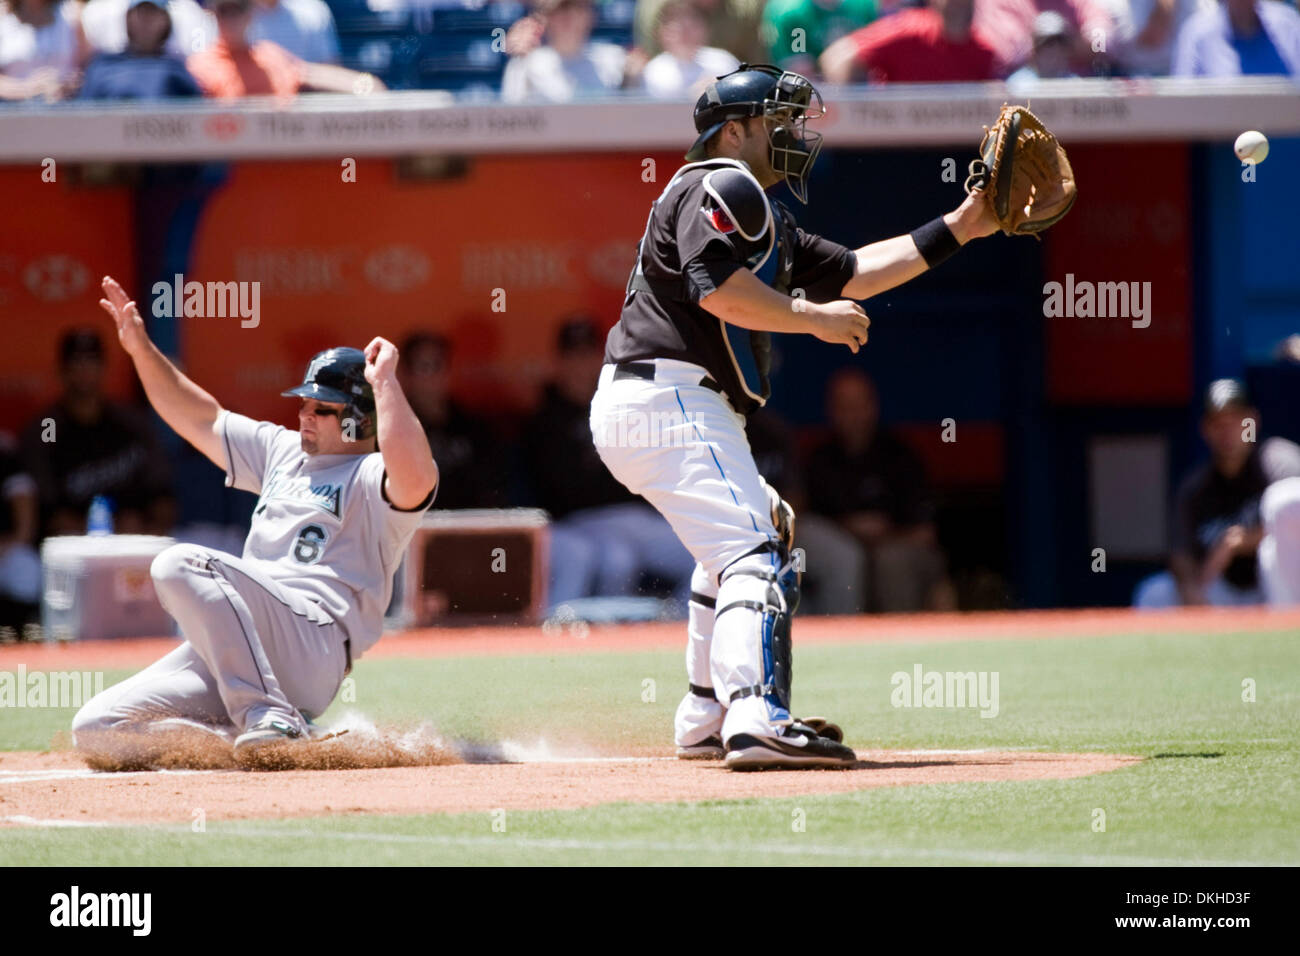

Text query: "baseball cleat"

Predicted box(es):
[303, 715, 348, 742]
[724, 724, 856, 771]
[234, 716, 304, 769]
[676, 734, 725, 760]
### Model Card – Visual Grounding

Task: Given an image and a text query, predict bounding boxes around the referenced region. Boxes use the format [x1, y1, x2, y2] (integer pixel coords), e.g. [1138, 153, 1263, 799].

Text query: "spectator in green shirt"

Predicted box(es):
[761, 0, 878, 76]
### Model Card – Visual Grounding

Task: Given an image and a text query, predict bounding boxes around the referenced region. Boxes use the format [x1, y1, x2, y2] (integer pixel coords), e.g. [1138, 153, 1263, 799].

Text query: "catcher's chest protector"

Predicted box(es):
[627, 159, 795, 405]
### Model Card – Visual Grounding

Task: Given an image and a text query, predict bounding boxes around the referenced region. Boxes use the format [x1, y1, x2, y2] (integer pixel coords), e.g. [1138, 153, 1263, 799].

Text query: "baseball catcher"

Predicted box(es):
[73, 276, 438, 769]
[591, 66, 1033, 770]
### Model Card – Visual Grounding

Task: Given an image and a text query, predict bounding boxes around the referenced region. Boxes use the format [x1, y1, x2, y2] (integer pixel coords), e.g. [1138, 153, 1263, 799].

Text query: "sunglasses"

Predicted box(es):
[298, 399, 343, 419]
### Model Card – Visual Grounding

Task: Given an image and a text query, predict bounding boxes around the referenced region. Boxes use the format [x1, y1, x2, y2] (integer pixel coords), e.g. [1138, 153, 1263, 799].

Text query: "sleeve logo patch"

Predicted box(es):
[705, 206, 736, 234]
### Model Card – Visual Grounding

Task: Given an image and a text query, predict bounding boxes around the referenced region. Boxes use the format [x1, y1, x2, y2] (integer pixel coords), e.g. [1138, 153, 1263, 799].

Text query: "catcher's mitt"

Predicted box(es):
[794, 716, 843, 743]
[760, 477, 795, 555]
[964, 104, 1076, 237]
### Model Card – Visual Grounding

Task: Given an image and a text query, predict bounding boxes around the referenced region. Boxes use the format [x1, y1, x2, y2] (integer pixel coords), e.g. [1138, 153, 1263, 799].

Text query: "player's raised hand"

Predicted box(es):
[98, 275, 151, 357]
[810, 299, 870, 353]
[363, 336, 400, 386]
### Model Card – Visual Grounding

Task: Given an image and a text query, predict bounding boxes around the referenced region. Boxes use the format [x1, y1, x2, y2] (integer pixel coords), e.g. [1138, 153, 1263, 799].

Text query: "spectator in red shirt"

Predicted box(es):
[820, 0, 1001, 83]
[187, 0, 381, 98]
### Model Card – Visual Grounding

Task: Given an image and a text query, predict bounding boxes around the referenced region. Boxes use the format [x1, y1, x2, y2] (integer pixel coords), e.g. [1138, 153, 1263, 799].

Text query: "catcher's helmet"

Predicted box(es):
[685, 63, 825, 204]
[282, 347, 375, 440]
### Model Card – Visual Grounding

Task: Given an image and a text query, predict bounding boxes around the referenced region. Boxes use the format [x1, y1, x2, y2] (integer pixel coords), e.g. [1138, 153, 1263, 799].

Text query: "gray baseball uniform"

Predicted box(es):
[72, 410, 434, 766]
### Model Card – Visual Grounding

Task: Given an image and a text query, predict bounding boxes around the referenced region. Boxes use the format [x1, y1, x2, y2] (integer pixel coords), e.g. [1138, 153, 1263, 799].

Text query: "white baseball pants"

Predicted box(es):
[1260, 476, 1300, 607]
[72, 543, 350, 766]
[590, 359, 789, 745]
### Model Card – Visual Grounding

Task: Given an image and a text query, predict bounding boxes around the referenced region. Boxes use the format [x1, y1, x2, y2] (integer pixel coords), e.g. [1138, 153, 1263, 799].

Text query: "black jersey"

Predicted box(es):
[605, 159, 857, 416]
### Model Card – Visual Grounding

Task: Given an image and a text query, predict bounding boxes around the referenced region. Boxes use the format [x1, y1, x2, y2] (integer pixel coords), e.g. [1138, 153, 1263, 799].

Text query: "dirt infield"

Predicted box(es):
[0, 748, 1141, 826]
[0, 607, 1273, 828]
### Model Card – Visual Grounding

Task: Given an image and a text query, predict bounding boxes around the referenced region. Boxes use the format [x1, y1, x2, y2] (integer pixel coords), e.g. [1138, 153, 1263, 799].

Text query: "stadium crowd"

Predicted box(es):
[1, 0, 1298, 102]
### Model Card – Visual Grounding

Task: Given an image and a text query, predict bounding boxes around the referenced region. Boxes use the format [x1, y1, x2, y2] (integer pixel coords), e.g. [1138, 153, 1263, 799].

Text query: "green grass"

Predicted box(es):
[3, 628, 1298, 865]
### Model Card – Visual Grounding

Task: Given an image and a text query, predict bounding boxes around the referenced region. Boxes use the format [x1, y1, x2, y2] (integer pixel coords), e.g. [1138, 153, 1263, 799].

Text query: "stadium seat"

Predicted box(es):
[594, 0, 634, 28]
[431, 1, 526, 33]
[326, 0, 415, 35]
[415, 30, 505, 91]
[338, 31, 424, 89]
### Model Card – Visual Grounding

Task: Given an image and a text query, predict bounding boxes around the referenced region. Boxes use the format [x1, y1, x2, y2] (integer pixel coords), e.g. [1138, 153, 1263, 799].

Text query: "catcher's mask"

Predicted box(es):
[282, 346, 376, 441]
[686, 64, 825, 204]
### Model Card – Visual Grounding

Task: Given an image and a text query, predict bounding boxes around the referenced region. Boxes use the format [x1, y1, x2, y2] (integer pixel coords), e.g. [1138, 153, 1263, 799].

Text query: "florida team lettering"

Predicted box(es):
[258, 469, 343, 518]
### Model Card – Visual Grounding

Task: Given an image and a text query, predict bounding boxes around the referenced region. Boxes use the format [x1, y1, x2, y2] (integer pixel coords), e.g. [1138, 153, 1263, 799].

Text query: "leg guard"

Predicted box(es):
[712, 543, 800, 741]
[674, 563, 725, 748]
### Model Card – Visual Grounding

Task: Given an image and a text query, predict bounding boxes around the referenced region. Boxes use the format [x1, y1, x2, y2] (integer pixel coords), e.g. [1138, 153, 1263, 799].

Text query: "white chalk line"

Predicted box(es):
[0, 755, 680, 787]
[0, 767, 214, 785]
[1, 818, 1273, 866]
[1, 814, 109, 828]
[891, 748, 1027, 755]
[507, 755, 675, 764]
[219, 828, 1272, 867]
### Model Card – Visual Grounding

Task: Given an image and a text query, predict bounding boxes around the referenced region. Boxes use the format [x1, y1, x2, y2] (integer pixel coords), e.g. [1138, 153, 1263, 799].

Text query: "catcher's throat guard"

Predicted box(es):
[964, 104, 1077, 237]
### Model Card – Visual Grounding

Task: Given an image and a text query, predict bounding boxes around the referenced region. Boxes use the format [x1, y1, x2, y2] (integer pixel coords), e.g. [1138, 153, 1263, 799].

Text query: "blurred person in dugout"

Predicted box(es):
[186, 0, 381, 98]
[745, 408, 867, 614]
[522, 317, 693, 607]
[501, 0, 635, 102]
[805, 368, 955, 613]
[78, 0, 204, 100]
[0, 0, 89, 100]
[19, 329, 176, 539]
[395, 332, 507, 511]
[1134, 379, 1300, 608]
[0, 434, 40, 634]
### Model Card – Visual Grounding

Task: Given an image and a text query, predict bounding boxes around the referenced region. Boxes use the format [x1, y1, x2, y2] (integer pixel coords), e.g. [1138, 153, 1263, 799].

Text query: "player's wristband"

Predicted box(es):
[910, 217, 961, 269]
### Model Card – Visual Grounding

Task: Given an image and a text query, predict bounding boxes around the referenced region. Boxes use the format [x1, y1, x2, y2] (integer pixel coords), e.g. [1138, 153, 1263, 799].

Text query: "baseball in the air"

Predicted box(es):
[1234, 130, 1269, 164]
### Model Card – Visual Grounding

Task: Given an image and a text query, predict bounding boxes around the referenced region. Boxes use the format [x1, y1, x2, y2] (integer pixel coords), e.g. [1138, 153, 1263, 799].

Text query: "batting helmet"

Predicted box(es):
[282, 347, 376, 440]
[685, 63, 825, 204]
